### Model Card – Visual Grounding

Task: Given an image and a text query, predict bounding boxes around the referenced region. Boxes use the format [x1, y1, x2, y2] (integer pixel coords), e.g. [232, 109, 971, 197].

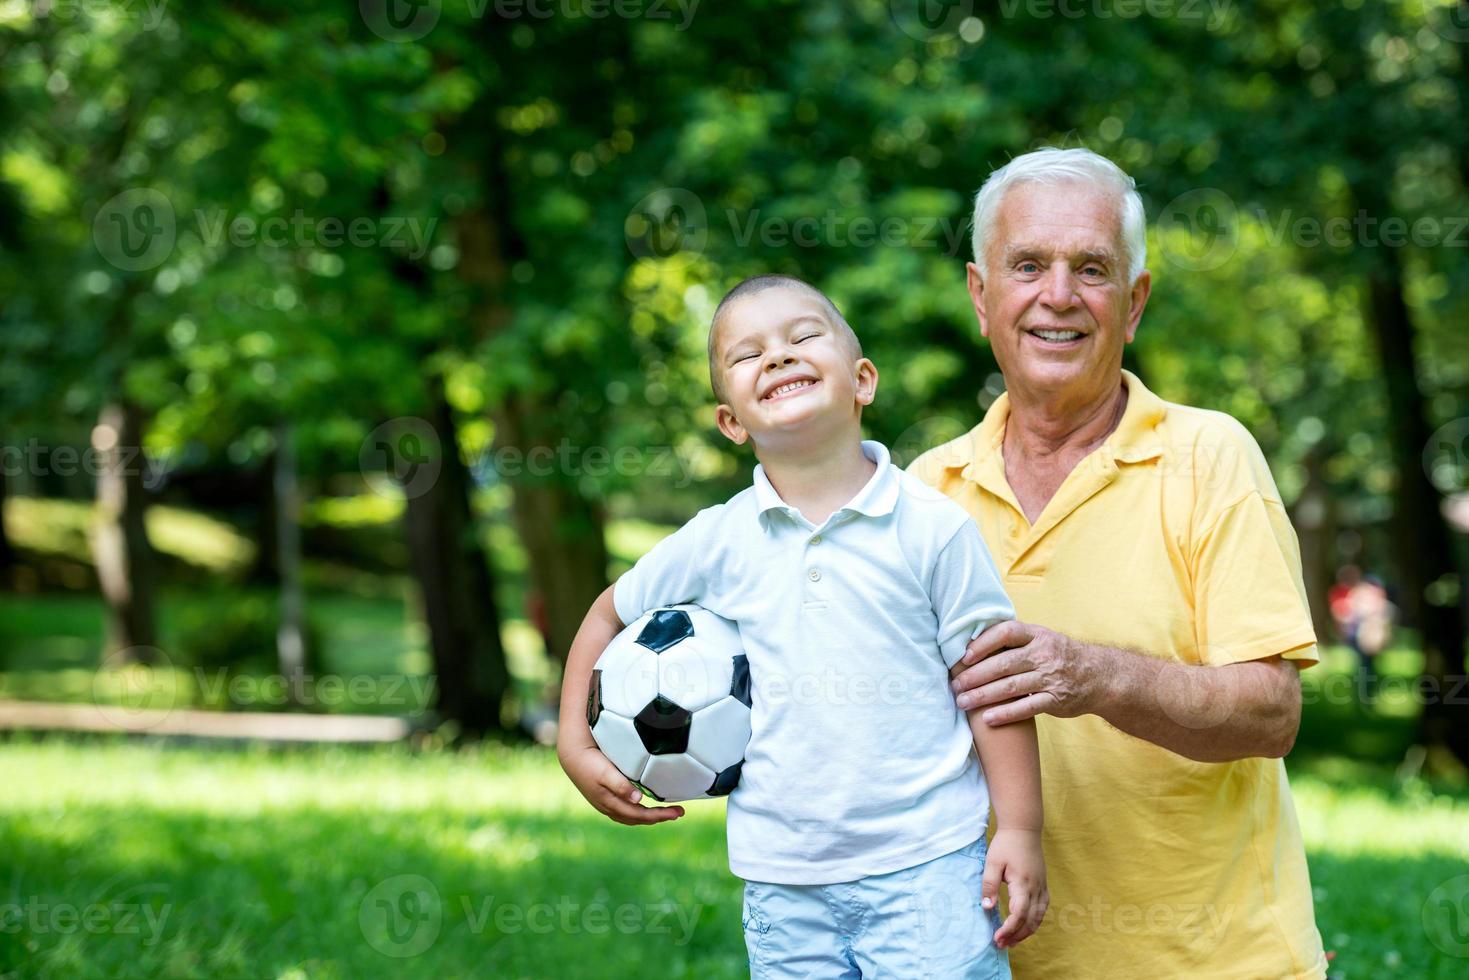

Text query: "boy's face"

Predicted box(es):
[712, 286, 877, 450]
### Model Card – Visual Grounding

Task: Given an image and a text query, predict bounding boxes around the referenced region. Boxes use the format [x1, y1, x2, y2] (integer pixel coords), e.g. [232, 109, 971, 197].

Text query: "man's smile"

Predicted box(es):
[1024, 326, 1088, 348]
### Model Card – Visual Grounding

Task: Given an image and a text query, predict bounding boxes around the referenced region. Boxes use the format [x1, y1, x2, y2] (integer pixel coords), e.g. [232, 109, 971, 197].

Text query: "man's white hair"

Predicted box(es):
[970, 147, 1147, 284]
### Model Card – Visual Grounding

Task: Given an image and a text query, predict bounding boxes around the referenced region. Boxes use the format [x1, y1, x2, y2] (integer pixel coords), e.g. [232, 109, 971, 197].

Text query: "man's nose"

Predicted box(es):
[1039, 265, 1080, 311]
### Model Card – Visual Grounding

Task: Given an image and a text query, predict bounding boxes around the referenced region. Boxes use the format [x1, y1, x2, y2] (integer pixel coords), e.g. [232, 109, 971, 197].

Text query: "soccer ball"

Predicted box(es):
[587, 604, 752, 802]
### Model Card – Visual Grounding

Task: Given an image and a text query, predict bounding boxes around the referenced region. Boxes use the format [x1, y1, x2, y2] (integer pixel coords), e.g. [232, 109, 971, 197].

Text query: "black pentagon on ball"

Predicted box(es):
[636, 608, 694, 654]
[730, 654, 752, 708]
[633, 695, 693, 754]
[708, 761, 743, 797]
[586, 668, 604, 728]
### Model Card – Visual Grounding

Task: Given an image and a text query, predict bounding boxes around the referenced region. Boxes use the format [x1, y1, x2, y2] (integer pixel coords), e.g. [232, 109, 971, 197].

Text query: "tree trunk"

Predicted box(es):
[0, 464, 14, 586]
[492, 391, 611, 665]
[455, 201, 612, 665]
[91, 401, 159, 663]
[274, 422, 307, 703]
[401, 376, 513, 736]
[1361, 243, 1468, 764]
[1290, 444, 1337, 643]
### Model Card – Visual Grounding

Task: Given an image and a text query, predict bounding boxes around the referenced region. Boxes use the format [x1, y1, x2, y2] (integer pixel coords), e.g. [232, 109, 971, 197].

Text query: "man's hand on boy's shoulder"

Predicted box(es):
[557, 741, 686, 826]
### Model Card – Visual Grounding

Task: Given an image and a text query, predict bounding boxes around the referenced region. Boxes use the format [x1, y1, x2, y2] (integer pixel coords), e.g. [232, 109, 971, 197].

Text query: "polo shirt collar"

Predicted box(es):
[753, 440, 900, 523]
[959, 369, 1167, 487]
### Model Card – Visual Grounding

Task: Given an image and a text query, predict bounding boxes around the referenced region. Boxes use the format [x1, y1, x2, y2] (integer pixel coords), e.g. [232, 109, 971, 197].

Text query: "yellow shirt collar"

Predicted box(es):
[958, 368, 1167, 485]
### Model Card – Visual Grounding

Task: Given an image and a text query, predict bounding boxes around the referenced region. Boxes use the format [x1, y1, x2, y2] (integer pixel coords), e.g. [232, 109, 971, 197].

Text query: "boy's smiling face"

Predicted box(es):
[712, 285, 877, 451]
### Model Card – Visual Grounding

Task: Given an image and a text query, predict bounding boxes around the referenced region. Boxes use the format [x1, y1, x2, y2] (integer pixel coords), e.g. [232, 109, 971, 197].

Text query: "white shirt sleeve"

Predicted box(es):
[611, 508, 714, 627]
[929, 520, 1016, 669]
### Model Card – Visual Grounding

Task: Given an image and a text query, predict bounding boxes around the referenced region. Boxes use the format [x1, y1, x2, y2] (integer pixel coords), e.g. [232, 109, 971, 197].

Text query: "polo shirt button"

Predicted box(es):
[810, 535, 822, 545]
[807, 568, 821, 582]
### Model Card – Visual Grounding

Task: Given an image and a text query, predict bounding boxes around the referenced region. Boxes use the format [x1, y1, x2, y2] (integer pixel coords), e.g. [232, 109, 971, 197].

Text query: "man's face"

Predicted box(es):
[712, 286, 876, 450]
[967, 180, 1150, 401]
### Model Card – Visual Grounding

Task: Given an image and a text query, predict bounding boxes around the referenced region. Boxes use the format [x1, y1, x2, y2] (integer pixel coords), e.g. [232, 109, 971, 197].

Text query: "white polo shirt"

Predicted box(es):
[613, 440, 1015, 884]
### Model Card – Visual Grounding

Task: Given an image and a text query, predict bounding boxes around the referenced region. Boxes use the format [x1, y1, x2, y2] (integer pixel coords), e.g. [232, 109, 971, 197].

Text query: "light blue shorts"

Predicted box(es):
[741, 836, 1009, 979]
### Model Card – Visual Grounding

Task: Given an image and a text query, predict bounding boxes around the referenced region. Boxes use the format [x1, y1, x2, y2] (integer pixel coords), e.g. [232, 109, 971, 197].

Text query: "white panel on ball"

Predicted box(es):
[593, 639, 659, 718]
[590, 711, 649, 783]
[640, 753, 717, 803]
[657, 640, 735, 713]
[685, 696, 752, 774]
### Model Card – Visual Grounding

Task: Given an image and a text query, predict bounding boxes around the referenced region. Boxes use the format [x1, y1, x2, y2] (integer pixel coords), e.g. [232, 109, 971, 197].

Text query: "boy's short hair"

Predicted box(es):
[707, 274, 863, 407]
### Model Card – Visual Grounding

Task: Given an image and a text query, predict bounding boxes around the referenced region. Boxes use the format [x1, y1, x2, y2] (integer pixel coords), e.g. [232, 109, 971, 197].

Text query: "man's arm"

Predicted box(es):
[949, 622, 1302, 763]
[556, 584, 685, 825]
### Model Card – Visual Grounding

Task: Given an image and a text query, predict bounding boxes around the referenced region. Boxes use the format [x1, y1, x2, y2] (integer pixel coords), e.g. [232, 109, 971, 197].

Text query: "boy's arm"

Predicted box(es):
[557, 584, 685, 825]
[927, 518, 1047, 947]
[962, 684, 1047, 948]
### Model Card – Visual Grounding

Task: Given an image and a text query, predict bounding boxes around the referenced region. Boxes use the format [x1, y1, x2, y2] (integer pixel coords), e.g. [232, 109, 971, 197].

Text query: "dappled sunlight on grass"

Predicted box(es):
[2, 737, 1466, 977]
[0, 738, 741, 978]
[5, 497, 256, 575]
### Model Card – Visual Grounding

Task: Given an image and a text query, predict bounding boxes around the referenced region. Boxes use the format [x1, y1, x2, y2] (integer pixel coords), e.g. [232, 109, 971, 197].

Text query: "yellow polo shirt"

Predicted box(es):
[910, 370, 1327, 980]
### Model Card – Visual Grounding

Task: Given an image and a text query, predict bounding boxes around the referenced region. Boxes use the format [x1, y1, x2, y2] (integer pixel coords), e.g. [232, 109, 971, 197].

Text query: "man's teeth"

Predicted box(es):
[768, 380, 815, 398]
[1033, 329, 1083, 342]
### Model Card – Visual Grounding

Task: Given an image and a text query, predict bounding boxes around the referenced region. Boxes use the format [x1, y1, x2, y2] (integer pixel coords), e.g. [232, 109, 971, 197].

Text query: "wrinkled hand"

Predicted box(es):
[557, 742, 684, 826]
[950, 621, 1104, 725]
[984, 828, 1048, 949]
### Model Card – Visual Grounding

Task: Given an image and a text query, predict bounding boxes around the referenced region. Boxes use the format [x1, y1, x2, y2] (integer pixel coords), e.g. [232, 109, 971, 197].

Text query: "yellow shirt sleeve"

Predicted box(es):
[1190, 488, 1319, 666]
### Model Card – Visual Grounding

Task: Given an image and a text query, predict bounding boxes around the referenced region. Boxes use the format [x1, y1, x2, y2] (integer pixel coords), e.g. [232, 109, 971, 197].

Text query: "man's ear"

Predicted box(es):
[1124, 269, 1151, 344]
[854, 358, 879, 407]
[715, 404, 748, 445]
[966, 262, 989, 338]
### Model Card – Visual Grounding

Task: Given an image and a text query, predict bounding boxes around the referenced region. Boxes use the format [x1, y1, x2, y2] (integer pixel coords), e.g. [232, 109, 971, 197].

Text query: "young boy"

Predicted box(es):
[558, 274, 1046, 977]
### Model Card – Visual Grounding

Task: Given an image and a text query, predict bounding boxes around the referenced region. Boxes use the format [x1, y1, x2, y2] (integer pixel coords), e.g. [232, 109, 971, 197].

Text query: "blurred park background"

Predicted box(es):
[2, 0, 1469, 976]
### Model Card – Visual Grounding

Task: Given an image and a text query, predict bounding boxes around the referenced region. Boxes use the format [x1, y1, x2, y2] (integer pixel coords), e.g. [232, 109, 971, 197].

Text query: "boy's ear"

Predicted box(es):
[854, 358, 878, 407]
[715, 404, 749, 445]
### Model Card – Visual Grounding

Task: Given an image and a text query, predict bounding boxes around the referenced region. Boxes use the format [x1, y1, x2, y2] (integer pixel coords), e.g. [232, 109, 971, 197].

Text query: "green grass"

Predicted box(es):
[0, 739, 1465, 978]
[0, 737, 743, 979]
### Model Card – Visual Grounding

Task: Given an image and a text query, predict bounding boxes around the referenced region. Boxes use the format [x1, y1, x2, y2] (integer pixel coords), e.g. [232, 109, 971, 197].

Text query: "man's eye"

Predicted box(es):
[1081, 265, 1105, 277]
[1018, 262, 1040, 274]
[795, 333, 818, 343]
[734, 353, 757, 362]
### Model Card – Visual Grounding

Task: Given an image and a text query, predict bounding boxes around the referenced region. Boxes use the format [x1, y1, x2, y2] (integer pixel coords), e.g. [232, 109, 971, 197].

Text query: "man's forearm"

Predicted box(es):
[1088, 645, 1301, 762]
[556, 584, 624, 757]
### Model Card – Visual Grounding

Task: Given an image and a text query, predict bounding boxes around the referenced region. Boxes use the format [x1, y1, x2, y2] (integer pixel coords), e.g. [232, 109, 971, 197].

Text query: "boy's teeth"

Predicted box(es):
[770, 380, 814, 398]
[1034, 329, 1082, 341]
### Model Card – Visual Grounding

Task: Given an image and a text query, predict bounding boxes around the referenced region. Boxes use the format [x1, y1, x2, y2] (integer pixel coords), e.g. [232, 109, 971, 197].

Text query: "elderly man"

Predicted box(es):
[910, 148, 1327, 978]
